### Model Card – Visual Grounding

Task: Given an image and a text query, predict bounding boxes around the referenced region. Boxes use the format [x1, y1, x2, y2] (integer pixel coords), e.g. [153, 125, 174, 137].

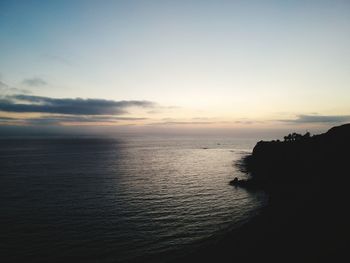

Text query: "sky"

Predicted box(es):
[1, 0, 350, 136]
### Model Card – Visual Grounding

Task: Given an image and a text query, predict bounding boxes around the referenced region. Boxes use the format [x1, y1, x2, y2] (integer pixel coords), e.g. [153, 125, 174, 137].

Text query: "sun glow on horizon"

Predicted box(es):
[1, 0, 350, 135]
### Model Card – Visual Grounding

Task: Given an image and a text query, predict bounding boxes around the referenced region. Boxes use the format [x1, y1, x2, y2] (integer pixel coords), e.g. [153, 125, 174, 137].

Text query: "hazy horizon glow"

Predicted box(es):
[1, 0, 350, 135]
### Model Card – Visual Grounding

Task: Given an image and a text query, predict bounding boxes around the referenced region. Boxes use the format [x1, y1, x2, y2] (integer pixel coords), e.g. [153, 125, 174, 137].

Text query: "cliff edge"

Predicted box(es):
[232, 123, 350, 188]
[182, 124, 350, 263]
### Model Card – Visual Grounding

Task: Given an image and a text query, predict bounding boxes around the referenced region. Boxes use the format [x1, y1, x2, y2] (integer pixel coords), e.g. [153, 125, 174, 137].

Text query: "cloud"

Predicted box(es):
[0, 80, 30, 94]
[234, 120, 265, 125]
[0, 114, 148, 126]
[148, 121, 214, 126]
[148, 117, 256, 126]
[280, 114, 350, 124]
[41, 54, 73, 66]
[22, 77, 47, 87]
[0, 81, 7, 89]
[0, 94, 156, 115]
[35, 115, 147, 125]
[147, 105, 180, 114]
[0, 116, 16, 121]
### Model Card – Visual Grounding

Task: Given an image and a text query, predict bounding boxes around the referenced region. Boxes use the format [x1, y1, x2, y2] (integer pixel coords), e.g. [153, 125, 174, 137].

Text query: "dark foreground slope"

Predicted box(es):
[180, 124, 350, 263]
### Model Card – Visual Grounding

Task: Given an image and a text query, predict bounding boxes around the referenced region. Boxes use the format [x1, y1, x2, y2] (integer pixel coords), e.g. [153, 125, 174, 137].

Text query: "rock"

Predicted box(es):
[230, 177, 239, 186]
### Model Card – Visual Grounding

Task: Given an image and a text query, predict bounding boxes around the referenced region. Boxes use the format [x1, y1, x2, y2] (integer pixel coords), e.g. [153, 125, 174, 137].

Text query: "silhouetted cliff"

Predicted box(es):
[233, 123, 350, 188]
[184, 124, 350, 263]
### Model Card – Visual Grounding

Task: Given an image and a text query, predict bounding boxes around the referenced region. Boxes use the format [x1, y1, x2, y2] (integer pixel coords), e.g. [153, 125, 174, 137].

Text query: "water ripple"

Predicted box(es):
[0, 137, 267, 262]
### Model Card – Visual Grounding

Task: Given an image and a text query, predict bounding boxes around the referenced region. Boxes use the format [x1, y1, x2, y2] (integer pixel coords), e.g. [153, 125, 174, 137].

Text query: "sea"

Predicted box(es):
[0, 135, 267, 262]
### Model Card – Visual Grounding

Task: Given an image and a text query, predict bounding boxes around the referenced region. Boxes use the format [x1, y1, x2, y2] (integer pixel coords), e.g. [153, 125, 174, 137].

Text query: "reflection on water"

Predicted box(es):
[0, 137, 267, 262]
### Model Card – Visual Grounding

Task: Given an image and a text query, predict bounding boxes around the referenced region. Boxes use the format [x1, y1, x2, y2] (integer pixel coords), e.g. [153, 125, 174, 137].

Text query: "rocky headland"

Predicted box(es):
[231, 123, 350, 189]
[181, 124, 350, 263]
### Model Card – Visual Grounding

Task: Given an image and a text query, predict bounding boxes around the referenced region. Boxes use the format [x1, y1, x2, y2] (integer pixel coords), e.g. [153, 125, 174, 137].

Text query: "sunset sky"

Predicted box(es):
[1, 0, 350, 136]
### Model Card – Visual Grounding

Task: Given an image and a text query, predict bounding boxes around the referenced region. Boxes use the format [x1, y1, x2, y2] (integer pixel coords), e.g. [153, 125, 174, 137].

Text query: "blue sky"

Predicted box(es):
[1, 0, 350, 134]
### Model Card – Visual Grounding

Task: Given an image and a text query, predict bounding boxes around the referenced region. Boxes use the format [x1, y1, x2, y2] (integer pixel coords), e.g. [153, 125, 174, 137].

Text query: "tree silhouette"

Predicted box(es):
[284, 132, 311, 142]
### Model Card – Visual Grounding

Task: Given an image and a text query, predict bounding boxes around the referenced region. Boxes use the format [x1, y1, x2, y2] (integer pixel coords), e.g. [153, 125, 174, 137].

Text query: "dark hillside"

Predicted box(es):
[183, 124, 350, 263]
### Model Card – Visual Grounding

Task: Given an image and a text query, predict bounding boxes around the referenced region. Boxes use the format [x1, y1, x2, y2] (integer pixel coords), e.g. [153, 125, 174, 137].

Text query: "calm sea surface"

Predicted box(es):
[0, 136, 267, 262]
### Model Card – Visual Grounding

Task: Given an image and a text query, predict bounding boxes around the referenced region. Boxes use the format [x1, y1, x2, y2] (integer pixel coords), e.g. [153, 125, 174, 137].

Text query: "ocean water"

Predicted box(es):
[0, 136, 267, 262]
